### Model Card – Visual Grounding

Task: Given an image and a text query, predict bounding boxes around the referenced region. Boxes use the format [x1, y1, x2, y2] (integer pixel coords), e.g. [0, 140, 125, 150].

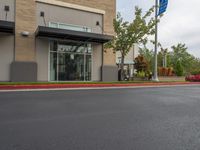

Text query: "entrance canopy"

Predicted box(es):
[35, 26, 113, 44]
[0, 20, 15, 34]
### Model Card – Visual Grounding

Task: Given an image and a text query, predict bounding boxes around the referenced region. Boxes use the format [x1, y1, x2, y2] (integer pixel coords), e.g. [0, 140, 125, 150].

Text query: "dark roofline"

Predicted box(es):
[35, 26, 113, 44]
[0, 20, 15, 34]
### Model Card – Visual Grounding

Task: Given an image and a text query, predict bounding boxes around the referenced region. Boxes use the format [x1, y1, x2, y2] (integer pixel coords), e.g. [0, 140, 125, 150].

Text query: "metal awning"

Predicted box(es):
[35, 26, 113, 43]
[0, 20, 15, 34]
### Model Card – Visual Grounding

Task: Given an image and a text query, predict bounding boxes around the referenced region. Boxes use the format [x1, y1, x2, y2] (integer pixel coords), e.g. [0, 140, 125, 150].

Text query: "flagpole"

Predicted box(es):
[152, 0, 159, 82]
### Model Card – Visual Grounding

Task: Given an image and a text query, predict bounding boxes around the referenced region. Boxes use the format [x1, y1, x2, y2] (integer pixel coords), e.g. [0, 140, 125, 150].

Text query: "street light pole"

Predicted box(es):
[152, 0, 159, 82]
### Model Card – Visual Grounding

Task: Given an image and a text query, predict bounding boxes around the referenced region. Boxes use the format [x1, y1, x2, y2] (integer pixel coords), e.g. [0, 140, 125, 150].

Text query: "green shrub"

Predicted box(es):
[137, 71, 146, 78]
[191, 70, 200, 75]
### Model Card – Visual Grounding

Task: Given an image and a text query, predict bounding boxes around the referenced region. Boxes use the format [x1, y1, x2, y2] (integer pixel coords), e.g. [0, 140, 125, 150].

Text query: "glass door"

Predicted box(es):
[50, 52, 57, 81]
[58, 53, 84, 81]
[50, 41, 92, 81]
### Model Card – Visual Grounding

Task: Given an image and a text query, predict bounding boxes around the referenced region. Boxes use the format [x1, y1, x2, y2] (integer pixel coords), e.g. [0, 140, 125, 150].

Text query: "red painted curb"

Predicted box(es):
[0, 82, 200, 90]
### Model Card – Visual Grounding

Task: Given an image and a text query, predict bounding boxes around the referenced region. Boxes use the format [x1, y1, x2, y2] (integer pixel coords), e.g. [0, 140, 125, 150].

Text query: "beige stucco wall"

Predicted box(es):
[0, 0, 14, 81]
[116, 45, 139, 64]
[133, 44, 139, 59]
[116, 48, 134, 64]
[0, 36, 14, 81]
[0, 0, 15, 22]
[58, 0, 115, 34]
[36, 39, 49, 81]
[92, 44, 102, 81]
[36, 2, 103, 34]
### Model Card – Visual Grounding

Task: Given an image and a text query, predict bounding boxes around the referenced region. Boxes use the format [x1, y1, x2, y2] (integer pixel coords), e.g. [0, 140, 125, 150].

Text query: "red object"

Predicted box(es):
[0, 82, 200, 90]
[186, 74, 200, 82]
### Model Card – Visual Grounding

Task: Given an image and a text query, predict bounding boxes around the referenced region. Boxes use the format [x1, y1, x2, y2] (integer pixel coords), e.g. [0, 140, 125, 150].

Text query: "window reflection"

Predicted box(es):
[49, 22, 92, 33]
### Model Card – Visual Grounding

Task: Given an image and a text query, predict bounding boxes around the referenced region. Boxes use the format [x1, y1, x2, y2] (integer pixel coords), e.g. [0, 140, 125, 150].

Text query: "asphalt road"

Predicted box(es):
[0, 86, 200, 150]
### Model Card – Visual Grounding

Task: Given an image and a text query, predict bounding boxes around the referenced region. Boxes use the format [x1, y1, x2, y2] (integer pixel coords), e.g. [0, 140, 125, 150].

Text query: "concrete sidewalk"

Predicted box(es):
[0, 82, 200, 91]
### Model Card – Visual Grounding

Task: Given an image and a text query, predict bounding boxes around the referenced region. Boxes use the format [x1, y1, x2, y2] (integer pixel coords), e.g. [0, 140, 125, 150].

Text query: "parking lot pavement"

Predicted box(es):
[0, 86, 200, 150]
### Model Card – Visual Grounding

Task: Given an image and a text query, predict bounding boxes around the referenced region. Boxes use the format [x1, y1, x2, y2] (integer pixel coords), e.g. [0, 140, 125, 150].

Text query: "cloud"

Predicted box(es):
[117, 0, 200, 58]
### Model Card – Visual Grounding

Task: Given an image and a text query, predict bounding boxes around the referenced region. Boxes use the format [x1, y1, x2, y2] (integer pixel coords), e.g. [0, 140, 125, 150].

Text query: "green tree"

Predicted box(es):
[171, 43, 188, 68]
[105, 6, 158, 80]
[170, 43, 199, 75]
[175, 60, 184, 76]
[187, 57, 200, 75]
[166, 43, 200, 75]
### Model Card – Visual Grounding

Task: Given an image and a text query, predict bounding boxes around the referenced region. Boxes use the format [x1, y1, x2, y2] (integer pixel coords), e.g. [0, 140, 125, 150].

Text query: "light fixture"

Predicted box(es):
[40, 11, 45, 17]
[4, 6, 10, 21]
[40, 11, 46, 26]
[96, 21, 100, 26]
[21, 31, 30, 37]
[96, 21, 104, 34]
[4, 6, 10, 11]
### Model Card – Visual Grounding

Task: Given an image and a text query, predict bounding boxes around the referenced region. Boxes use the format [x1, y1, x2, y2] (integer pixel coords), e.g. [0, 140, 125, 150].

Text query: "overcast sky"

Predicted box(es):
[117, 0, 200, 58]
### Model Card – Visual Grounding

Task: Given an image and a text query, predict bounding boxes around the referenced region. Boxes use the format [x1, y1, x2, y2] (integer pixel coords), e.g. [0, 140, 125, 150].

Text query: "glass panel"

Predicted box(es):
[49, 22, 92, 33]
[50, 52, 57, 81]
[57, 44, 73, 53]
[49, 22, 58, 28]
[58, 42, 86, 54]
[50, 41, 58, 52]
[59, 23, 85, 32]
[58, 53, 84, 81]
[50, 41, 92, 81]
[85, 55, 92, 81]
[85, 44, 92, 54]
[85, 28, 92, 32]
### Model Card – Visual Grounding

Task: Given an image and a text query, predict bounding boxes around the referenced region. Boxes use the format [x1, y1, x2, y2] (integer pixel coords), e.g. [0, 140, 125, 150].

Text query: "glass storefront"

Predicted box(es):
[50, 41, 92, 81]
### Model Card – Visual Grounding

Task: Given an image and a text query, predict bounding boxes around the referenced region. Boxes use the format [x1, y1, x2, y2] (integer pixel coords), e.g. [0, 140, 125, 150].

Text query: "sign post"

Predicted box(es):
[152, 0, 159, 82]
[152, 0, 168, 82]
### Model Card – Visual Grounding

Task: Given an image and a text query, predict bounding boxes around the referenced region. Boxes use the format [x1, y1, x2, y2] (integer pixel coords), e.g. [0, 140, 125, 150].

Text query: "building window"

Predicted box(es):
[49, 22, 58, 28]
[49, 22, 92, 32]
[50, 41, 92, 81]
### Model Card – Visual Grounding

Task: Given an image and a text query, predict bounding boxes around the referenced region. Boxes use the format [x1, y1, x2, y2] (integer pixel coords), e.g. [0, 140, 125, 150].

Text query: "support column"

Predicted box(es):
[11, 0, 37, 82]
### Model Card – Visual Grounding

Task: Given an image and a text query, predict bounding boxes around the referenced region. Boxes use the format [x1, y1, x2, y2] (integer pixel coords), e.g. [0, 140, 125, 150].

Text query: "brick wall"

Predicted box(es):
[14, 0, 116, 65]
[15, 0, 36, 61]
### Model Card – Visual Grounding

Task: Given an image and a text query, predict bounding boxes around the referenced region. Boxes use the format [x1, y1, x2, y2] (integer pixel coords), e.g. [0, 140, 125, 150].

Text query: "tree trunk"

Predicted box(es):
[120, 55, 125, 81]
[164, 54, 167, 68]
[163, 56, 165, 68]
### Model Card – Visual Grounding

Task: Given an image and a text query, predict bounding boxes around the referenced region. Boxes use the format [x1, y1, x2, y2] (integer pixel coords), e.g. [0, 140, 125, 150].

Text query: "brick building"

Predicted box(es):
[0, 0, 117, 82]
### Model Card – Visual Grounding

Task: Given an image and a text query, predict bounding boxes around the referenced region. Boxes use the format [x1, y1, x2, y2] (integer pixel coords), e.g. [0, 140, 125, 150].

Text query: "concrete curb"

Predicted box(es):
[0, 84, 200, 92]
[0, 82, 200, 91]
